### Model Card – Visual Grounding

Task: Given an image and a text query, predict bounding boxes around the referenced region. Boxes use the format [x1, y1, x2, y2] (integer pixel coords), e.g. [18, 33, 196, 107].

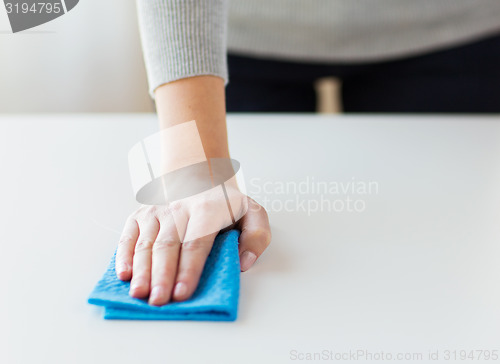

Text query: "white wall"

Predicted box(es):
[0, 1, 154, 113]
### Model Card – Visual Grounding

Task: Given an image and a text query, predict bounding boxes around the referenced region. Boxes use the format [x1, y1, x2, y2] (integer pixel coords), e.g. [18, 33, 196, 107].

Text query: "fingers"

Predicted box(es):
[173, 231, 217, 302]
[237, 198, 272, 272]
[115, 217, 139, 281]
[129, 216, 160, 299]
[118, 195, 268, 306]
[148, 213, 181, 306]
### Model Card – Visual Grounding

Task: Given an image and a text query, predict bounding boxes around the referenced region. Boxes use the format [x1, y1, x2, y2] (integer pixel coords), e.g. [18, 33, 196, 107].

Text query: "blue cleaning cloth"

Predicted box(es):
[88, 230, 240, 321]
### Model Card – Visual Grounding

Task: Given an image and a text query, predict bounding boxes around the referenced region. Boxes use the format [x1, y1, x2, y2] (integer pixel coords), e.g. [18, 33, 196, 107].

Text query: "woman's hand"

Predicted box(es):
[115, 196, 271, 306]
[115, 75, 270, 306]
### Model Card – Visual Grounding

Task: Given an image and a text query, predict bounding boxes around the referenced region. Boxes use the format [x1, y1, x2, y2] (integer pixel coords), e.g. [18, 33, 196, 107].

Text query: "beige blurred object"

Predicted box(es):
[0, 1, 153, 113]
[315, 77, 342, 113]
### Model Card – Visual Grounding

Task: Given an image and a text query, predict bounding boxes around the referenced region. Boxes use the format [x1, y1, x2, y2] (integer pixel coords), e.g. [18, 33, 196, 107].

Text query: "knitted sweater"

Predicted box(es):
[136, 0, 500, 97]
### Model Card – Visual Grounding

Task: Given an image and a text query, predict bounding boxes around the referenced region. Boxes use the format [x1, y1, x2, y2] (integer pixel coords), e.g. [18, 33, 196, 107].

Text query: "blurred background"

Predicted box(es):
[0, 1, 340, 114]
[0, 0, 154, 113]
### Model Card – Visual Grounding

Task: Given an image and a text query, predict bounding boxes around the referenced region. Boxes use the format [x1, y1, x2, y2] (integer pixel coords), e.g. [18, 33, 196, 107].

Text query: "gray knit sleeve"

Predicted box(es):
[136, 0, 228, 99]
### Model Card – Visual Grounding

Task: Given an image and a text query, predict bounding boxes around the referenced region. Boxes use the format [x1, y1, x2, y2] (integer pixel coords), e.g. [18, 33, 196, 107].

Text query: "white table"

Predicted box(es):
[1, 114, 500, 364]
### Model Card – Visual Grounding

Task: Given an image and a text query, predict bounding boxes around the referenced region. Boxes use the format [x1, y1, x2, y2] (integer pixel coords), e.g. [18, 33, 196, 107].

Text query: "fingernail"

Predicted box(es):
[117, 263, 130, 274]
[129, 282, 141, 296]
[129, 285, 138, 295]
[174, 282, 187, 299]
[240, 251, 257, 272]
[149, 286, 163, 305]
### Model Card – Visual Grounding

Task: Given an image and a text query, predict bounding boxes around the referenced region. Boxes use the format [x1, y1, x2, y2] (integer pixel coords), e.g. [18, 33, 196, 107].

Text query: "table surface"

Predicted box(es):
[1, 114, 500, 364]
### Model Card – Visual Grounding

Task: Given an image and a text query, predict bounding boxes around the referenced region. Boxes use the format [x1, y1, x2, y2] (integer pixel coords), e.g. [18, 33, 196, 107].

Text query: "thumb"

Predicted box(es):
[237, 198, 272, 272]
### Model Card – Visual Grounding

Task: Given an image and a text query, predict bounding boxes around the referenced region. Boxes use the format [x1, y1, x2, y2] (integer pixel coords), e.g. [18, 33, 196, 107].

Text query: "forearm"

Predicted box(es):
[155, 75, 229, 160]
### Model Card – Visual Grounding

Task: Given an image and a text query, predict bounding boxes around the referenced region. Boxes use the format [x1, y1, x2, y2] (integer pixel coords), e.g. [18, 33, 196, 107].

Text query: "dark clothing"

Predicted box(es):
[226, 33, 500, 113]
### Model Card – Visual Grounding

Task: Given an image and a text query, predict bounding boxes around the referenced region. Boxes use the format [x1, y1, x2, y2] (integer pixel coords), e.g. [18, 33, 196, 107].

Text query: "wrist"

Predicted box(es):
[155, 75, 229, 159]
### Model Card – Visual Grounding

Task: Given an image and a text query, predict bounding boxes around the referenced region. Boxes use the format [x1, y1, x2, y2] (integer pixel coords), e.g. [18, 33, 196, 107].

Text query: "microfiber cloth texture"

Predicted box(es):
[88, 230, 240, 321]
